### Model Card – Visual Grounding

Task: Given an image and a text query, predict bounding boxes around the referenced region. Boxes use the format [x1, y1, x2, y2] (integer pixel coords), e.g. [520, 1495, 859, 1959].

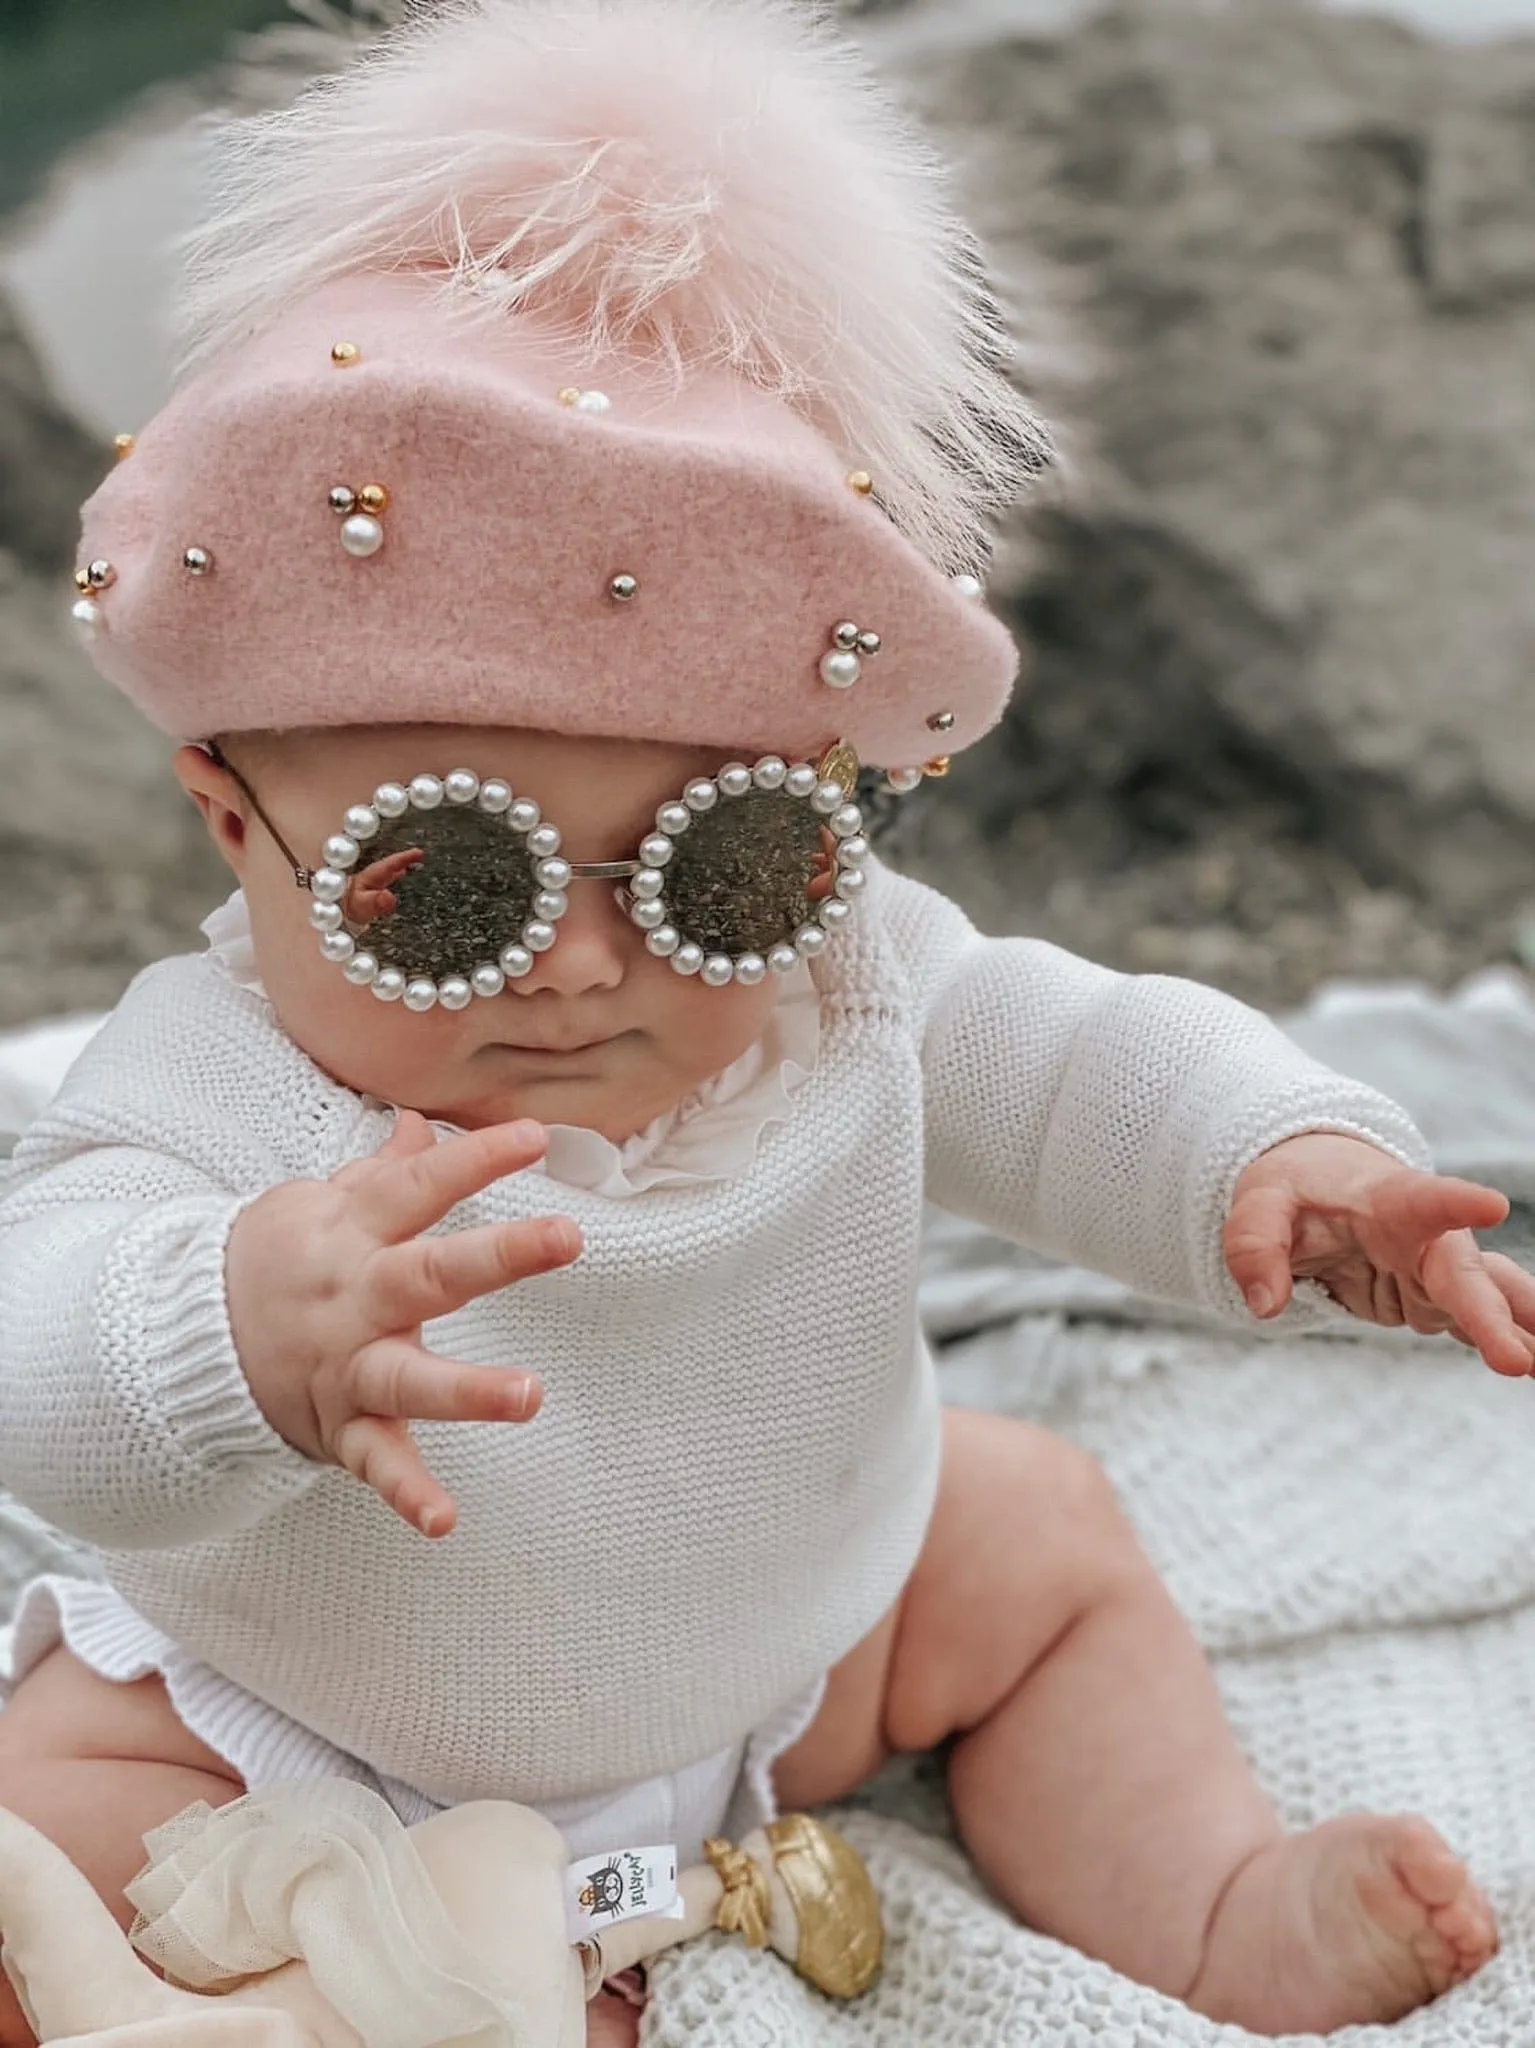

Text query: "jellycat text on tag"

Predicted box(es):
[565, 1844, 684, 1942]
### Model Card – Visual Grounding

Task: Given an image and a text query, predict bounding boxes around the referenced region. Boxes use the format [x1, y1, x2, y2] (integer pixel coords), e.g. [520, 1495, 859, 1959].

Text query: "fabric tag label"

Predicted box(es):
[565, 1844, 683, 1943]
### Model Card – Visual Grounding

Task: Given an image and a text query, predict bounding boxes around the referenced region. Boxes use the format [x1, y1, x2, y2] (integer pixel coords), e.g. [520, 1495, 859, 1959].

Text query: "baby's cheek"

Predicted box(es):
[648, 972, 783, 1089]
[252, 927, 455, 1101]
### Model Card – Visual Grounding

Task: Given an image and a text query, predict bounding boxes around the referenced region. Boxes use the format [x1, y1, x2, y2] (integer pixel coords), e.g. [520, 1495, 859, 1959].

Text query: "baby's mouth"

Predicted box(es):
[488, 1032, 625, 1058]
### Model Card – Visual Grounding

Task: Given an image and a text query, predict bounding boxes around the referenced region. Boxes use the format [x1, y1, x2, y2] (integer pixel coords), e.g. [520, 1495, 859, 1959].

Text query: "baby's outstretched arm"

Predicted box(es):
[891, 865, 1430, 1317]
[227, 1111, 579, 1536]
[0, 1049, 577, 1550]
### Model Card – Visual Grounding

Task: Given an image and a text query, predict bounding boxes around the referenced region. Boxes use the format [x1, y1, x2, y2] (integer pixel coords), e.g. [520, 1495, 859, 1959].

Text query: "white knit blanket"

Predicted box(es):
[6, 976, 1535, 2046]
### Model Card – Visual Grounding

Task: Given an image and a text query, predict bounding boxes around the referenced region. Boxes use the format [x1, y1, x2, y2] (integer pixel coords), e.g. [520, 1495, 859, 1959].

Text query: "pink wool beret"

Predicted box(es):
[76, 276, 1018, 769]
[70, 0, 1047, 773]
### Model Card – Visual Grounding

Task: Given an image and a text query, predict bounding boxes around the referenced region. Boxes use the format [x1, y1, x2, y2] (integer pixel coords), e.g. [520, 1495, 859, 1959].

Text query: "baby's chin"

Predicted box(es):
[435, 1054, 672, 1141]
[297, 1029, 681, 1142]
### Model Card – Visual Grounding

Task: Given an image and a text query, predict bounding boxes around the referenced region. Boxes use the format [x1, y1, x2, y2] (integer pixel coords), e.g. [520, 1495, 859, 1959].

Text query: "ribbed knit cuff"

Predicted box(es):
[96, 1195, 317, 1495]
[1192, 1077, 1433, 1324]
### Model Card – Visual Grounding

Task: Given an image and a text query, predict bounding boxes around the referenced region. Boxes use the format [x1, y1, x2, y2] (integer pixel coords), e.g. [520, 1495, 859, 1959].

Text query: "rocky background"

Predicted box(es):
[0, 291, 222, 1026]
[4, 0, 1535, 1028]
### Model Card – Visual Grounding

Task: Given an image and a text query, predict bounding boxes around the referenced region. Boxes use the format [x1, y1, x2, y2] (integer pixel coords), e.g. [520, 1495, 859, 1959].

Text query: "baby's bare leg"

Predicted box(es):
[777, 1409, 1494, 2035]
[0, 1647, 245, 2048]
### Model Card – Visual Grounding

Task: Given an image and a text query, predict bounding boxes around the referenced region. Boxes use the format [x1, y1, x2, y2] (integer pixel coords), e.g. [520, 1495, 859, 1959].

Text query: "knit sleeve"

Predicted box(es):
[0, 1138, 319, 1549]
[874, 867, 1430, 1315]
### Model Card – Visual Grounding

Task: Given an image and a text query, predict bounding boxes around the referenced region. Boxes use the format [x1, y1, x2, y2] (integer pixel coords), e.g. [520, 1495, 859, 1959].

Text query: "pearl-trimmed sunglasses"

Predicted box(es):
[207, 744, 869, 1012]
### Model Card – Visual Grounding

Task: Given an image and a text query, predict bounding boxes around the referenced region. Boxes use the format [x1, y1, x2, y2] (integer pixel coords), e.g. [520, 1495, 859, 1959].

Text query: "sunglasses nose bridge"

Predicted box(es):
[550, 859, 645, 929]
[564, 859, 644, 883]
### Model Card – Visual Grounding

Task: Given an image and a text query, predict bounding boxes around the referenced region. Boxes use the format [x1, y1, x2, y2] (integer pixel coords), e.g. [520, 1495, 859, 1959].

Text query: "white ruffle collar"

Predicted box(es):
[201, 890, 820, 1198]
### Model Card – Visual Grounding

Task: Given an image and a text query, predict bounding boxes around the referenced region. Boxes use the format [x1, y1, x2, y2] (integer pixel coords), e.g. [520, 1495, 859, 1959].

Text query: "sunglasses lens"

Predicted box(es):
[348, 808, 540, 981]
[662, 789, 826, 956]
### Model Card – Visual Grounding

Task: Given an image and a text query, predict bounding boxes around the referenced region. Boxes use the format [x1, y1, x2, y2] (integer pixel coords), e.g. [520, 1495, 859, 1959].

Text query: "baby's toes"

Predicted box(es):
[1356, 1821, 1452, 1927]
[1423, 1879, 1498, 1982]
[1384, 1821, 1497, 1987]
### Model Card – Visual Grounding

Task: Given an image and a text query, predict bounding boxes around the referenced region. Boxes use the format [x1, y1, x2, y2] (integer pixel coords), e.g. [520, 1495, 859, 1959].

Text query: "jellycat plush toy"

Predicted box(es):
[0, 1784, 881, 2048]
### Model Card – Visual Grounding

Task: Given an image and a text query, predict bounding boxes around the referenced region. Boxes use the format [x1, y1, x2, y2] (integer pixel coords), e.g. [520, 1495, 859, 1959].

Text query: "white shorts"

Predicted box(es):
[0, 1574, 824, 1866]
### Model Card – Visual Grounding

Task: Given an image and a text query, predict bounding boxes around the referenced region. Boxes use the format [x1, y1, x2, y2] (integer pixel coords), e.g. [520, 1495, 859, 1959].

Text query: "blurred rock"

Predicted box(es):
[0, 289, 108, 570]
[879, 0, 1535, 1004]
[0, 295, 226, 1028]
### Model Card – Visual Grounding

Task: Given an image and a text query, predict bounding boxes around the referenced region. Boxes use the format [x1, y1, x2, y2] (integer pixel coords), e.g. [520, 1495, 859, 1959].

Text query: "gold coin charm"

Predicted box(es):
[817, 740, 861, 796]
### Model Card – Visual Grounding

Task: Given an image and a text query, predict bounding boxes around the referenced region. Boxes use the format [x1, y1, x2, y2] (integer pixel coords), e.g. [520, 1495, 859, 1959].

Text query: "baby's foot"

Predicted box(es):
[1189, 1813, 1496, 2035]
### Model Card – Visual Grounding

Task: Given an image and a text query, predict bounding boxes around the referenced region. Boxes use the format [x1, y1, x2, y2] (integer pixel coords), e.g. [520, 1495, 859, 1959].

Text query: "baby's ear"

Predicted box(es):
[172, 744, 249, 876]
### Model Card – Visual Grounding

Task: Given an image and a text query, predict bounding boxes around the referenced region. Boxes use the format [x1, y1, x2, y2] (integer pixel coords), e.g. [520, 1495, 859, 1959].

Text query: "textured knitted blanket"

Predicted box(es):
[5, 975, 1535, 2047]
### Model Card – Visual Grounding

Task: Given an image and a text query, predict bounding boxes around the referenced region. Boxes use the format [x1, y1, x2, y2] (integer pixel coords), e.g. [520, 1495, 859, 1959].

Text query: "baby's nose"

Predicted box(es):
[512, 879, 630, 997]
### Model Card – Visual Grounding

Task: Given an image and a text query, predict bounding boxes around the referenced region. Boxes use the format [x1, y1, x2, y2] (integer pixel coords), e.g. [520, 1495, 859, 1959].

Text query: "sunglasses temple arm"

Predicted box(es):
[201, 743, 314, 888]
[200, 750, 650, 891]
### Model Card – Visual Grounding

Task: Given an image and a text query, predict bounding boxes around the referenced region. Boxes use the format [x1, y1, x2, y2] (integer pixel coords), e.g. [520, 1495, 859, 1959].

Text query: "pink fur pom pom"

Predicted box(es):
[181, 0, 1049, 568]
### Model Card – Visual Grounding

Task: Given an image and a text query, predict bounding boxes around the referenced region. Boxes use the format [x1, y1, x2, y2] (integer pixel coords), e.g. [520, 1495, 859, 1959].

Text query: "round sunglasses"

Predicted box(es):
[211, 746, 869, 1012]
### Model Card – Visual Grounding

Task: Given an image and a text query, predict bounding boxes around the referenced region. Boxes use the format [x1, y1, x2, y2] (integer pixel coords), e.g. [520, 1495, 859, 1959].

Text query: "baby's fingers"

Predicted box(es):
[348, 1336, 542, 1426]
[367, 1214, 581, 1326]
[331, 1107, 437, 1191]
[332, 1414, 458, 1538]
[1370, 1173, 1510, 1259]
[1481, 1251, 1535, 1339]
[357, 1118, 551, 1239]
[353, 847, 424, 891]
[1421, 1232, 1535, 1377]
[1224, 1184, 1297, 1319]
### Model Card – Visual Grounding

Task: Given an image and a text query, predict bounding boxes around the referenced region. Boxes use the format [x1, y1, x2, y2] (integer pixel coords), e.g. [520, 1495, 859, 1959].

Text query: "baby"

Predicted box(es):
[2, 4, 1532, 2044]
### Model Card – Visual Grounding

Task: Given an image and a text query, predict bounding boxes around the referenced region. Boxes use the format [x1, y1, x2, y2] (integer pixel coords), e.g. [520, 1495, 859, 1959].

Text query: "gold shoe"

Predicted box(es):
[704, 1814, 882, 1999]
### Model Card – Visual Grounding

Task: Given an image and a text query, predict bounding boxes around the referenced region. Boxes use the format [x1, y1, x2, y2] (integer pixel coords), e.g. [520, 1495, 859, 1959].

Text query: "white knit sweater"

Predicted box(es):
[0, 864, 1425, 1808]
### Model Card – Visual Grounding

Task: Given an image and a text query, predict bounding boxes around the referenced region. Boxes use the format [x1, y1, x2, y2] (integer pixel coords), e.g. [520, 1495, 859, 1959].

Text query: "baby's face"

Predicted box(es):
[177, 725, 789, 1141]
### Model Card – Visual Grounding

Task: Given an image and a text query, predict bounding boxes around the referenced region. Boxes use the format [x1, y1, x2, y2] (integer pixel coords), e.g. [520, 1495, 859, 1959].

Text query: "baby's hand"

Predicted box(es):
[344, 845, 424, 923]
[226, 1111, 580, 1537]
[1224, 1132, 1535, 1375]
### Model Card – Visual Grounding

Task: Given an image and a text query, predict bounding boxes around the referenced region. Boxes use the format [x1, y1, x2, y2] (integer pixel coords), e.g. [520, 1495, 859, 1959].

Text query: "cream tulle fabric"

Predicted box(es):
[128, 1783, 538, 2048]
[201, 890, 820, 1198]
